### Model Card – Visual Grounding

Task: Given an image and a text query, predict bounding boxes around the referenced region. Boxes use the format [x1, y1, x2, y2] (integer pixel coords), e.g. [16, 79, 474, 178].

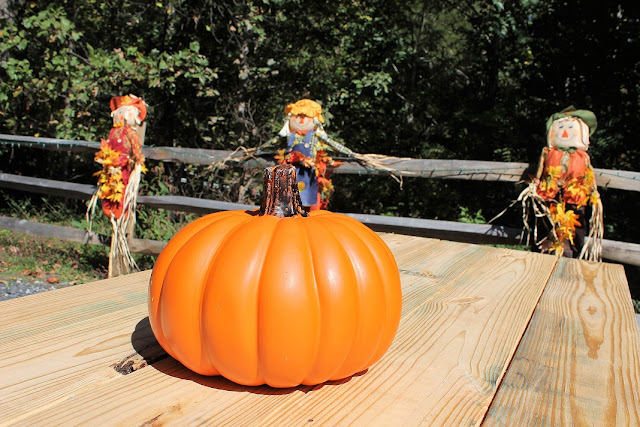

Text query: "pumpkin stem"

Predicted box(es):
[259, 164, 309, 218]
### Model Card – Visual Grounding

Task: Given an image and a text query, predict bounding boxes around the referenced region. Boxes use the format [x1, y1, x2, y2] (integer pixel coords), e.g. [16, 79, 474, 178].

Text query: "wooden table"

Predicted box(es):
[1, 234, 639, 426]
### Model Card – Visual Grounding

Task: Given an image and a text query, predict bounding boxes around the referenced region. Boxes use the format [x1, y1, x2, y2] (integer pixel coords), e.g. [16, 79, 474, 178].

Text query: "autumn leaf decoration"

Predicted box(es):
[93, 140, 128, 203]
[548, 202, 582, 255]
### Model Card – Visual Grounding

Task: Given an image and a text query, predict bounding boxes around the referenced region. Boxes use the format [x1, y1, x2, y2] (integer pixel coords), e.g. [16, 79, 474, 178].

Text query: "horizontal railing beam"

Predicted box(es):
[1, 134, 638, 190]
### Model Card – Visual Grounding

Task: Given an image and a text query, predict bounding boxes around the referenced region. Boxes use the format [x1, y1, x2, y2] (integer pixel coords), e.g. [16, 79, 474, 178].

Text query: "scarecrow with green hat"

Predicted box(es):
[519, 106, 604, 261]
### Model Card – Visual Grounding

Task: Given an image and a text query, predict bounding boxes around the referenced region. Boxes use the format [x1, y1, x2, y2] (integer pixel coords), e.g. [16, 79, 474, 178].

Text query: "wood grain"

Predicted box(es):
[483, 258, 640, 426]
[0, 271, 150, 344]
[0, 305, 146, 423]
[3, 238, 639, 426]
[0, 272, 152, 424]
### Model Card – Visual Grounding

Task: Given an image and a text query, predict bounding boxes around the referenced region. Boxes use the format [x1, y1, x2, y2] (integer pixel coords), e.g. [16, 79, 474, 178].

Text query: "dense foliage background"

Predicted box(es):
[0, 1, 638, 251]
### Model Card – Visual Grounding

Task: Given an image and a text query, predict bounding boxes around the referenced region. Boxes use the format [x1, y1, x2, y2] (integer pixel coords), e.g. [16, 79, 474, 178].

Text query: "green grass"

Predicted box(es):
[0, 229, 110, 284]
[0, 192, 153, 285]
[0, 192, 199, 286]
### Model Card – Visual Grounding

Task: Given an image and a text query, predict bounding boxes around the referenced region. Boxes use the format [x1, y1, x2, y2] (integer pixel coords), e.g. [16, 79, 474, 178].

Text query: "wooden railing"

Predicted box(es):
[1, 134, 639, 266]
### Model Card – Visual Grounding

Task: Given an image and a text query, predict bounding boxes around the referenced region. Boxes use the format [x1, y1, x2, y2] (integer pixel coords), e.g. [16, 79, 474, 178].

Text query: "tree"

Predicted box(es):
[0, 1, 219, 145]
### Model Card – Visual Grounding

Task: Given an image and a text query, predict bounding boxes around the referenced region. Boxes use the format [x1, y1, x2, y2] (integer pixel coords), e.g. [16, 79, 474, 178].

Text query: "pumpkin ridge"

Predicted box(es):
[297, 217, 323, 385]
[300, 216, 359, 384]
[201, 215, 279, 385]
[257, 217, 320, 387]
[246, 216, 280, 385]
[310, 215, 367, 377]
[150, 211, 242, 360]
[197, 214, 256, 374]
[357, 235, 388, 369]
[149, 211, 239, 350]
[254, 216, 288, 385]
[159, 211, 248, 288]
[321, 215, 402, 368]
[311, 215, 387, 376]
[159, 213, 252, 373]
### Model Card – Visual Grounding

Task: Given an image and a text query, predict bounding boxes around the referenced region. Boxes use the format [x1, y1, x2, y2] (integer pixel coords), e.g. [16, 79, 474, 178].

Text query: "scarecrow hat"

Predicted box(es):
[545, 105, 597, 136]
[110, 94, 147, 122]
[285, 99, 325, 123]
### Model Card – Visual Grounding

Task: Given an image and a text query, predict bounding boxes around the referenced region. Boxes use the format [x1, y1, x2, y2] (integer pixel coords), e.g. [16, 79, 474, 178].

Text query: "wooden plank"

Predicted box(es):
[600, 239, 640, 267]
[0, 134, 100, 152]
[0, 173, 257, 214]
[0, 271, 152, 424]
[379, 235, 497, 318]
[0, 271, 151, 344]
[347, 212, 524, 245]
[0, 168, 529, 246]
[2, 134, 638, 190]
[0, 305, 148, 423]
[0, 214, 105, 245]
[138, 194, 257, 214]
[337, 158, 640, 192]
[484, 258, 640, 425]
[591, 168, 640, 192]
[8, 355, 312, 426]
[336, 158, 533, 182]
[390, 238, 495, 316]
[2, 191, 639, 265]
[2, 170, 639, 266]
[5, 246, 558, 425]
[0, 172, 96, 199]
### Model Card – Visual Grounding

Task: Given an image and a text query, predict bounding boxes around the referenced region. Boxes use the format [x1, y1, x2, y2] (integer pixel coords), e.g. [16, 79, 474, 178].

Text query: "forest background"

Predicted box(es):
[0, 0, 638, 294]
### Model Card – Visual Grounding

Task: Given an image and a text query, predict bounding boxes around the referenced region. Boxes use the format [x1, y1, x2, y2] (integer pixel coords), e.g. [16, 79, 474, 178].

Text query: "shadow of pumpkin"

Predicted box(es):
[120, 317, 366, 395]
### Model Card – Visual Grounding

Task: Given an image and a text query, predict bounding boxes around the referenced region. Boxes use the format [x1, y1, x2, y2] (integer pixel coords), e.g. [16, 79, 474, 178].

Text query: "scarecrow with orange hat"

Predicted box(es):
[213, 98, 401, 210]
[262, 99, 352, 210]
[87, 94, 148, 276]
[507, 106, 603, 261]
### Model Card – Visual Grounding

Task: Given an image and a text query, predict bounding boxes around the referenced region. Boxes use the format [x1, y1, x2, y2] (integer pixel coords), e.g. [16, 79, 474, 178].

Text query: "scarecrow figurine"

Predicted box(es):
[212, 98, 401, 208]
[87, 94, 148, 277]
[520, 106, 604, 261]
[260, 99, 350, 210]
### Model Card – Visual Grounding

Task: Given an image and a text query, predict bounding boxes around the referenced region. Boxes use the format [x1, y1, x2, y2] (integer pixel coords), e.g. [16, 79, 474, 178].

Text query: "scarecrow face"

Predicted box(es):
[548, 117, 588, 151]
[288, 114, 315, 133]
[113, 106, 140, 127]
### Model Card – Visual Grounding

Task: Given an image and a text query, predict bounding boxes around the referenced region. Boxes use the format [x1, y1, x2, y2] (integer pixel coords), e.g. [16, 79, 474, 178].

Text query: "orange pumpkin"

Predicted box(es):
[148, 164, 402, 388]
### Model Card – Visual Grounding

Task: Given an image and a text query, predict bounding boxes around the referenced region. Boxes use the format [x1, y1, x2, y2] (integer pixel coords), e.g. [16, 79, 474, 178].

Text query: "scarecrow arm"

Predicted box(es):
[316, 129, 355, 157]
[255, 136, 284, 155]
[534, 147, 549, 181]
[584, 154, 599, 196]
[124, 127, 145, 165]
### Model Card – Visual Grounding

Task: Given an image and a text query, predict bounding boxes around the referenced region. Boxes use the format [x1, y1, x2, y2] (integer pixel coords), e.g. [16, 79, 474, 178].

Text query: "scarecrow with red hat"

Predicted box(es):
[511, 106, 603, 261]
[87, 94, 148, 276]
